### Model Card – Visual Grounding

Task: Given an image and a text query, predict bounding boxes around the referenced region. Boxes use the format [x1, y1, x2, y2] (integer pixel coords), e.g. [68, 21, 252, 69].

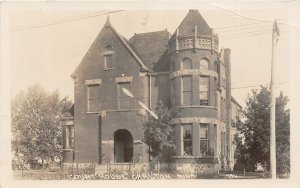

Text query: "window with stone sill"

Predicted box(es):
[171, 79, 176, 107]
[200, 76, 209, 106]
[200, 124, 209, 156]
[183, 124, 192, 156]
[118, 82, 132, 109]
[87, 84, 100, 112]
[65, 125, 74, 149]
[182, 76, 192, 105]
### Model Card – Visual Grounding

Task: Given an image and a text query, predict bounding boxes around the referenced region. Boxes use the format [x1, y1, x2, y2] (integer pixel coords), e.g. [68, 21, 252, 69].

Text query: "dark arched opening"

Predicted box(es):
[114, 129, 133, 163]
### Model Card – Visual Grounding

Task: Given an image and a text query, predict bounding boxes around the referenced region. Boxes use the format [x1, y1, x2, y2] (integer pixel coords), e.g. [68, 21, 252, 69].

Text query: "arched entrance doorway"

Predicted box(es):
[114, 129, 133, 163]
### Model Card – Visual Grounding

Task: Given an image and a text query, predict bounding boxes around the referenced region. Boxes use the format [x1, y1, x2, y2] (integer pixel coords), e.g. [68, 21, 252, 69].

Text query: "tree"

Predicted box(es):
[143, 102, 177, 162]
[234, 86, 290, 177]
[11, 85, 72, 169]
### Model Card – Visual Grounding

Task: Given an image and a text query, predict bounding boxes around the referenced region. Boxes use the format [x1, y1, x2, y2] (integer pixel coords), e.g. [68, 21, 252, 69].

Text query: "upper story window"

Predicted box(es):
[118, 82, 131, 109]
[182, 76, 192, 105]
[200, 58, 209, 70]
[182, 58, 192, 69]
[103, 46, 114, 69]
[200, 76, 209, 106]
[87, 84, 100, 112]
[183, 124, 192, 156]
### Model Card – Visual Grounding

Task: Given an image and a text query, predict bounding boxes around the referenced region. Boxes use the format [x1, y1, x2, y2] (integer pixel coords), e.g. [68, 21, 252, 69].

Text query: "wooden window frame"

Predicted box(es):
[200, 124, 209, 156]
[118, 82, 132, 110]
[183, 124, 193, 156]
[87, 84, 100, 113]
[181, 76, 193, 106]
[200, 76, 209, 106]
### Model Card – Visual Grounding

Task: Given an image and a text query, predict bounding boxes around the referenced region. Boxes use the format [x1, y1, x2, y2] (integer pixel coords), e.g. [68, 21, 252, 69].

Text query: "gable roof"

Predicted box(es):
[107, 22, 149, 72]
[129, 30, 170, 71]
[172, 9, 212, 38]
[72, 17, 149, 77]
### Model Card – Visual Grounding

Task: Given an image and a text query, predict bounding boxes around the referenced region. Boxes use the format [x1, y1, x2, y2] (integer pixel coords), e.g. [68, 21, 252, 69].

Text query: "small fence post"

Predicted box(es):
[72, 162, 74, 176]
[243, 169, 246, 178]
[21, 162, 24, 178]
[93, 163, 96, 174]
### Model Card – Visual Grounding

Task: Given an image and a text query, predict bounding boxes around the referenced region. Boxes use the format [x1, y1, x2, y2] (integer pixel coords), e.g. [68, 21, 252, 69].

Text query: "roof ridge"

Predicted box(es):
[132, 29, 170, 37]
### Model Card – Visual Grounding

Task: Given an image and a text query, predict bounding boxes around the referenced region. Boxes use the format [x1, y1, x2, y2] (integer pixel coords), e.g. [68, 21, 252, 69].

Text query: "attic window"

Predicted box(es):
[105, 54, 113, 69]
[103, 46, 114, 70]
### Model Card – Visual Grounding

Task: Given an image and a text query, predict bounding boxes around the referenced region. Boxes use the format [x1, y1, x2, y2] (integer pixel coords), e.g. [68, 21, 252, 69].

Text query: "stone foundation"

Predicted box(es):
[63, 159, 220, 178]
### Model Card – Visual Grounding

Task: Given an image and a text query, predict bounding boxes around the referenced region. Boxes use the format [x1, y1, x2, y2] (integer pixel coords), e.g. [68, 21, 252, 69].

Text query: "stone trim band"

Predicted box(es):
[169, 69, 218, 79]
[85, 79, 102, 85]
[115, 76, 133, 83]
[172, 117, 218, 124]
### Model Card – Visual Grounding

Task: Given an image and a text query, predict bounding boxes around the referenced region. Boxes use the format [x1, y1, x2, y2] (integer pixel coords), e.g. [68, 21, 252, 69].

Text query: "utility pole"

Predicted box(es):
[270, 19, 280, 179]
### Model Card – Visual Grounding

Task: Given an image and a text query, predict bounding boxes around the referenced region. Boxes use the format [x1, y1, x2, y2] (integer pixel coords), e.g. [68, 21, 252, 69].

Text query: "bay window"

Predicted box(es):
[182, 76, 192, 105]
[183, 124, 192, 156]
[200, 124, 209, 156]
[200, 76, 209, 105]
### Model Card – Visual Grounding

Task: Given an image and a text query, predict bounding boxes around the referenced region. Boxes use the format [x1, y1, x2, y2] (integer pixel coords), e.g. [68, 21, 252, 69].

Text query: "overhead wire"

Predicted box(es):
[11, 10, 124, 32]
[232, 82, 289, 90]
[12, 10, 109, 31]
[210, 3, 300, 29]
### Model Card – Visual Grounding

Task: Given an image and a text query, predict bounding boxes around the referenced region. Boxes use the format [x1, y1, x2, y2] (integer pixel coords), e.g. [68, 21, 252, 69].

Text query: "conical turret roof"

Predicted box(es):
[176, 9, 212, 36]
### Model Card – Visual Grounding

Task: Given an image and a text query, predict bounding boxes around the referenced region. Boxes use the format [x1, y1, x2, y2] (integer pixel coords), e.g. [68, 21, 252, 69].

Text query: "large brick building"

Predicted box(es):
[62, 10, 242, 171]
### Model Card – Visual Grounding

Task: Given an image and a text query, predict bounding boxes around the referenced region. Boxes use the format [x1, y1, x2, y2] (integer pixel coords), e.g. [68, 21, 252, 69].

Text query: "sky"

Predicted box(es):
[8, 2, 299, 108]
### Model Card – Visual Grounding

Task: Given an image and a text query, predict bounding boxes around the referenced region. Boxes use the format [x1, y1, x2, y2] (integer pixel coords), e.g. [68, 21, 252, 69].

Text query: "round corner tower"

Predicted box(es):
[168, 10, 223, 167]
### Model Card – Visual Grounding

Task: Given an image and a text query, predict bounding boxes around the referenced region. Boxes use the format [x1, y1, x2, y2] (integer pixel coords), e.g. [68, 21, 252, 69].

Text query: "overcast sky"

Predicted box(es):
[8, 2, 299, 107]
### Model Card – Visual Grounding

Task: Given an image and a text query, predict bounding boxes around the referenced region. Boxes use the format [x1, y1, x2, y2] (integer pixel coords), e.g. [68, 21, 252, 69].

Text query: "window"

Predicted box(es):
[105, 54, 113, 69]
[200, 58, 209, 70]
[200, 76, 209, 105]
[182, 76, 192, 105]
[170, 61, 176, 72]
[67, 126, 74, 149]
[182, 58, 192, 69]
[183, 124, 192, 156]
[104, 46, 113, 69]
[87, 84, 100, 112]
[118, 82, 131, 109]
[200, 124, 209, 156]
[171, 79, 176, 107]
